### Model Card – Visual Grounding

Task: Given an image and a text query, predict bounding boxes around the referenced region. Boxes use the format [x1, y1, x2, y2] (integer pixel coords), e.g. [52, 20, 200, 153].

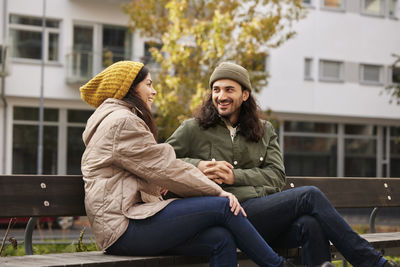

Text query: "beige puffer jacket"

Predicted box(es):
[81, 98, 223, 251]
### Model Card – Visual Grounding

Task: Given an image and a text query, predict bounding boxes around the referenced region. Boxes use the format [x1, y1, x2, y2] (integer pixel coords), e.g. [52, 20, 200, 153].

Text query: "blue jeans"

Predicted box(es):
[106, 196, 283, 267]
[241, 186, 382, 267]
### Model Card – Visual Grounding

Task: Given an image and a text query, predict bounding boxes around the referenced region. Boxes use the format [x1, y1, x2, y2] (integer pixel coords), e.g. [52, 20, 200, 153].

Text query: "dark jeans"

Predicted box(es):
[241, 186, 382, 267]
[106, 196, 283, 267]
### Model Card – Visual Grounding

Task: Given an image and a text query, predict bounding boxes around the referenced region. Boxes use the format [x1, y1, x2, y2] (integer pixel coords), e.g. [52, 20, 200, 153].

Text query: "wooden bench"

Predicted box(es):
[0, 175, 400, 266]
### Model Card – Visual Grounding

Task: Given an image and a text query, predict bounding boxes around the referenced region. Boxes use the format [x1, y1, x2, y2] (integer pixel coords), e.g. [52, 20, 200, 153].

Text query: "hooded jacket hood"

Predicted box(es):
[83, 98, 133, 146]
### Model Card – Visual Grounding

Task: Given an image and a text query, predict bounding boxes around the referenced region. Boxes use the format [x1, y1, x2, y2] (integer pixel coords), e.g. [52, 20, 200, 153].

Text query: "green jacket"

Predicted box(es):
[166, 118, 286, 202]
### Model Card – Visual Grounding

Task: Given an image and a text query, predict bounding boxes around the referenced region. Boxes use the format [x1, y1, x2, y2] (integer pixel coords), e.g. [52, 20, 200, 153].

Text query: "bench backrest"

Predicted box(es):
[0, 175, 85, 217]
[1, 175, 400, 218]
[285, 177, 400, 208]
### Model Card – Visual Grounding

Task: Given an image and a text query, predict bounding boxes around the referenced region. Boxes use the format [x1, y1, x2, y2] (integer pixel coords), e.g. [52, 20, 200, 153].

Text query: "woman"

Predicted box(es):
[80, 61, 293, 267]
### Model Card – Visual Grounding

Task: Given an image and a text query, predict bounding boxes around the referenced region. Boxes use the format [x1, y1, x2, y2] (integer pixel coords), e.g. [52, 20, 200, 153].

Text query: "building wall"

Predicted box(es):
[0, 0, 133, 174]
[260, 0, 400, 178]
[6, 0, 132, 100]
[259, 0, 400, 122]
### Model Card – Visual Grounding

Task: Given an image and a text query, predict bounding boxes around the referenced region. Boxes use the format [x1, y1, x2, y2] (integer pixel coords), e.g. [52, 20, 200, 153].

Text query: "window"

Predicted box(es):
[66, 25, 94, 83]
[344, 124, 376, 177]
[360, 64, 383, 84]
[68, 23, 132, 82]
[73, 25, 93, 77]
[67, 109, 93, 174]
[392, 66, 400, 83]
[322, 0, 345, 9]
[9, 15, 60, 62]
[12, 107, 59, 174]
[390, 127, 400, 177]
[143, 41, 163, 65]
[12, 106, 93, 175]
[362, 0, 385, 16]
[304, 58, 313, 80]
[319, 60, 344, 82]
[284, 121, 337, 133]
[389, 0, 398, 17]
[302, 0, 313, 6]
[102, 25, 131, 67]
[283, 121, 337, 177]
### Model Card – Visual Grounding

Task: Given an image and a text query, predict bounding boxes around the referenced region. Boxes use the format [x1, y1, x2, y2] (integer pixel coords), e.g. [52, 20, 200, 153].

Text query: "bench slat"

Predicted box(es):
[0, 175, 86, 217]
[1, 233, 399, 266]
[285, 177, 400, 208]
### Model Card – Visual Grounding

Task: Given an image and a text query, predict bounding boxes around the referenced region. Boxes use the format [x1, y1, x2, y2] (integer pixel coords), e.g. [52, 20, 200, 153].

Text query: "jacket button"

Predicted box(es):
[233, 161, 238, 165]
[260, 157, 263, 161]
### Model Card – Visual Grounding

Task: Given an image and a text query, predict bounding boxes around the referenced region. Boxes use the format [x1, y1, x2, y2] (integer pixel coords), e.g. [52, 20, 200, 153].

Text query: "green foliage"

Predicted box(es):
[0, 241, 98, 257]
[386, 256, 400, 264]
[333, 257, 400, 267]
[386, 54, 400, 105]
[122, 0, 305, 140]
[1, 227, 98, 257]
[351, 224, 370, 235]
[264, 108, 281, 129]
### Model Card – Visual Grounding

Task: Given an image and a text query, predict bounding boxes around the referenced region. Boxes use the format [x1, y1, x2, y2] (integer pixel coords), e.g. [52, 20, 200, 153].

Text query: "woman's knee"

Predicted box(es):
[203, 196, 231, 213]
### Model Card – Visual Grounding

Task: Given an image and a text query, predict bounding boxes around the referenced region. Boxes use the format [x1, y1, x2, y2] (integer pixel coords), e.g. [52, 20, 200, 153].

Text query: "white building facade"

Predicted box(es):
[0, 0, 399, 178]
[260, 0, 400, 178]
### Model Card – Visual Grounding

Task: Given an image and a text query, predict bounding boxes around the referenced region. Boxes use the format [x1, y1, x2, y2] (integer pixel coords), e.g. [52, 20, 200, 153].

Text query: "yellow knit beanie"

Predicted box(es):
[80, 61, 144, 108]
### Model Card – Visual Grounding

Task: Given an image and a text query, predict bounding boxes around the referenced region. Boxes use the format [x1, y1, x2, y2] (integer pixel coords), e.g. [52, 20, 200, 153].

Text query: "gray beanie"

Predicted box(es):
[209, 62, 252, 91]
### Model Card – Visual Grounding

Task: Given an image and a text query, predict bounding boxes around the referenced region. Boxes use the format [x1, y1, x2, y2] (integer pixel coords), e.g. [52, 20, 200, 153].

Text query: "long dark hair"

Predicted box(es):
[122, 66, 158, 140]
[194, 91, 264, 142]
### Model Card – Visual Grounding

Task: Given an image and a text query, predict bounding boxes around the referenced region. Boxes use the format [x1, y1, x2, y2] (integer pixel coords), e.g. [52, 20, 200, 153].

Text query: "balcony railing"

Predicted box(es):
[65, 50, 93, 84]
[65, 50, 131, 84]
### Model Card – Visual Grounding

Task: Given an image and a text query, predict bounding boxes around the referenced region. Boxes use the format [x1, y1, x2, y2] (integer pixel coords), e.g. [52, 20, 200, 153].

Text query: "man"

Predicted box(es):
[166, 62, 398, 267]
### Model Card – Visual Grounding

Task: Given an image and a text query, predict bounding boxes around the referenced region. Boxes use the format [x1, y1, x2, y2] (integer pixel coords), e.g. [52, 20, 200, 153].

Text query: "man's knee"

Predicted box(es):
[297, 185, 326, 201]
[204, 227, 236, 251]
[296, 215, 320, 232]
[294, 215, 328, 245]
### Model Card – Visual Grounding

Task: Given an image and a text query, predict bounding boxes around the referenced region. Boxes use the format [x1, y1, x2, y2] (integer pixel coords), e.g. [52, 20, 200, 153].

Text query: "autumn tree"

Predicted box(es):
[386, 54, 400, 105]
[123, 0, 305, 141]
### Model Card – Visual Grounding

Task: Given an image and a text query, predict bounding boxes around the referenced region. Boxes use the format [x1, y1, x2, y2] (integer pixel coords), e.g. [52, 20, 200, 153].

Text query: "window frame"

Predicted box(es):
[304, 57, 314, 81]
[361, 0, 386, 17]
[388, 0, 399, 18]
[302, 0, 315, 8]
[359, 63, 384, 85]
[9, 14, 61, 63]
[319, 59, 345, 82]
[391, 65, 400, 84]
[102, 24, 132, 68]
[321, 0, 346, 11]
[11, 105, 92, 175]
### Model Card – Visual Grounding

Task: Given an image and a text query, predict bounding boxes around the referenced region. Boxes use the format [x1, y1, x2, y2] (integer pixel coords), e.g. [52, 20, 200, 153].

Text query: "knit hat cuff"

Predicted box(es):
[209, 62, 252, 91]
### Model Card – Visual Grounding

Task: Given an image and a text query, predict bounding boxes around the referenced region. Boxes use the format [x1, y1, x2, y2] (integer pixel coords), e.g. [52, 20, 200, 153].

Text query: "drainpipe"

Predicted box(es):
[1, 0, 8, 174]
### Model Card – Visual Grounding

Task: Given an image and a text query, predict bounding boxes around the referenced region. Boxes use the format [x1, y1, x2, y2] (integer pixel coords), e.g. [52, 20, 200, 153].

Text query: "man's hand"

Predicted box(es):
[197, 160, 235, 185]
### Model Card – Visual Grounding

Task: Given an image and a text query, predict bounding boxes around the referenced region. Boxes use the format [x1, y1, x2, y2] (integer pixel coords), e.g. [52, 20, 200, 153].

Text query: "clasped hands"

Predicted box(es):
[198, 160, 245, 216]
[197, 160, 235, 185]
[159, 160, 234, 197]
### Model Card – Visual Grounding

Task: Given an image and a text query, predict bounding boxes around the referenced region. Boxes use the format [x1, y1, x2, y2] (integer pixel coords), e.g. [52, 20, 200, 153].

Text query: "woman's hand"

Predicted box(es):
[160, 188, 168, 196]
[218, 191, 247, 217]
